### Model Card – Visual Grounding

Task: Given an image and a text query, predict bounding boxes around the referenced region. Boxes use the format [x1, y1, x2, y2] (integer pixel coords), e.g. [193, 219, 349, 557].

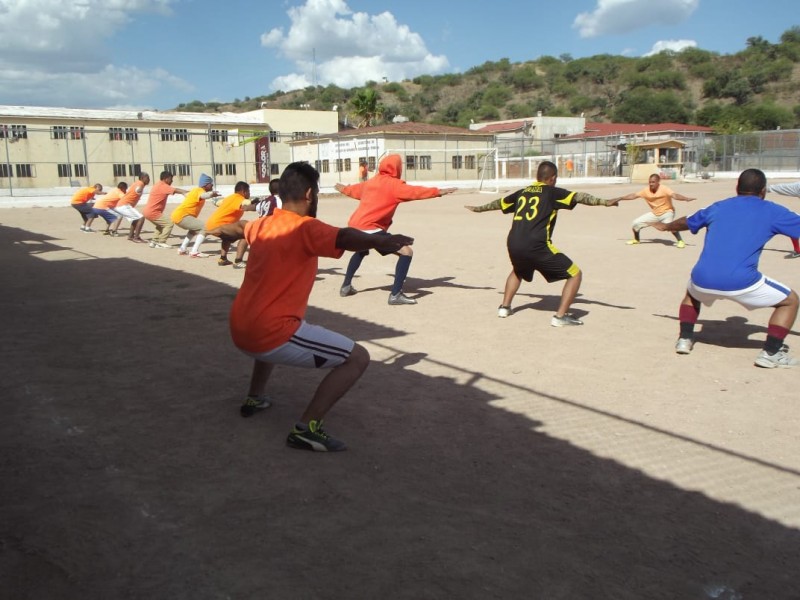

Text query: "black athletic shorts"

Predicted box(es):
[510, 247, 578, 283]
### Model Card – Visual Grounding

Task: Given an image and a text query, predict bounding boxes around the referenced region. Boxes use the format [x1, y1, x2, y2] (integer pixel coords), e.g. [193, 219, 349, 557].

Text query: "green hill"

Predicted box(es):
[176, 26, 800, 133]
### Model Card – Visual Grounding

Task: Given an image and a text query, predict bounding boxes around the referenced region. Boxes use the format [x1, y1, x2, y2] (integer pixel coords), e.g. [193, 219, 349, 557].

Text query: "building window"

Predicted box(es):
[52, 126, 68, 140]
[129, 164, 141, 177]
[210, 129, 228, 142]
[0, 164, 9, 178]
[164, 163, 177, 174]
[160, 128, 174, 142]
[15, 163, 34, 177]
[176, 129, 189, 141]
[321, 160, 330, 173]
[0, 125, 7, 139]
[269, 131, 279, 142]
[70, 127, 84, 140]
[214, 164, 223, 176]
[314, 160, 321, 172]
[368, 157, 376, 171]
[177, 164, 190, 177]
[74, 164, 87, 177]
[419, 155, 432, 170]
[406, 155, 417, 170]
[344, 158, 351, 171]
[452, 155, 463, 169]
[271, 163, 280, 176]
[57, 164, 72, 177]
[113, 163, 126, 177]
[124, 128, 138, 141]
[12, 125, 27, 139]
[109, 127, 124, 141]
[465, 155, 476, 170]
[225, 163, 236, 176]
[292, 131, 316, 140]
[335, 159, 343, 172]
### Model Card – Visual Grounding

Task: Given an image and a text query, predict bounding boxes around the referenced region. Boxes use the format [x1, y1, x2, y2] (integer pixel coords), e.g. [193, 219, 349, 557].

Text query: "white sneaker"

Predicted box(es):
[754, 348, 799, 368]
[675, 338, 694, 354]
[551, 313, 583, 327]
[190, 251, 211, 258]
[497, 305, 511, 318]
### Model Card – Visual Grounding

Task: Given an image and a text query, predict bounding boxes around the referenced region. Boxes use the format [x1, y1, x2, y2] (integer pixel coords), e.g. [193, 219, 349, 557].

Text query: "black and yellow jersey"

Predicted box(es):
[500, 182, 577, 254]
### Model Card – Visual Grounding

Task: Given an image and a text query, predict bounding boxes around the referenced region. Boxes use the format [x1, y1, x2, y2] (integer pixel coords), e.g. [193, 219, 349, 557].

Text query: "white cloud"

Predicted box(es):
[0, 0, 189, 108]
[645, 39, 698, 55]
[573, 0, 699, 38]
[261, 0, 449, 91]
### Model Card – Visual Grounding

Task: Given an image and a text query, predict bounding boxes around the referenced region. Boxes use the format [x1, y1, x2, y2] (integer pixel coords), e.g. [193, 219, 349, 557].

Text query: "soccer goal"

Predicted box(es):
[373, 147, 499, 193]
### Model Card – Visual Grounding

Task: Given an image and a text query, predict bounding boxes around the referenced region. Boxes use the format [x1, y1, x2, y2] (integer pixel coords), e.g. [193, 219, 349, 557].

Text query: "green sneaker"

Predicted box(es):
[286, 420, 346, 452]
[240, 395, 272, 418]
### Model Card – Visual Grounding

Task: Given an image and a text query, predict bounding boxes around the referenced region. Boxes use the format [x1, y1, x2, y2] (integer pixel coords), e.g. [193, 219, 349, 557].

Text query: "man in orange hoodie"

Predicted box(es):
[334, 154, 456, 305]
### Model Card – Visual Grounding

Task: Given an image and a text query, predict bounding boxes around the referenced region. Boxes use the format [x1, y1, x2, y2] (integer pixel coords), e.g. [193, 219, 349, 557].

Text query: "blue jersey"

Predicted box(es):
[687, 195, 800, 290]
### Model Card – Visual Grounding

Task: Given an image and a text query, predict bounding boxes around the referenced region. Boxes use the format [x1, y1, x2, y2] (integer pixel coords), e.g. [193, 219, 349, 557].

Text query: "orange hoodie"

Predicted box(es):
[340, 154, 442, 231]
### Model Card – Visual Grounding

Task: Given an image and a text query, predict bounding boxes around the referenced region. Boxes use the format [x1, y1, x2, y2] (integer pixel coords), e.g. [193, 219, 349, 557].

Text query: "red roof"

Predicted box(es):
[565, 122, 713, 140]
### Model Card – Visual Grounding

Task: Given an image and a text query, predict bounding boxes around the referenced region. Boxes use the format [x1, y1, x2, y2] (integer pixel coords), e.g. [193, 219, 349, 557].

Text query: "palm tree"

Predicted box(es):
[349, 88, 385, 128]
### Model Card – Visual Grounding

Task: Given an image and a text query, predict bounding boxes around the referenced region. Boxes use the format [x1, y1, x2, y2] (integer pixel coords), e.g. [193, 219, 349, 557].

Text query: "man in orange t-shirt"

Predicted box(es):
[204, 181, 255, 265]
[84, 182, 127, 234]
[143, 170, 188, 248]
[334, 153, 456, 305]
[616, 173, 696, 247]
[110, 172, 151, 241]
[217, 162, 412, 452]
[71, 183, 103, 231]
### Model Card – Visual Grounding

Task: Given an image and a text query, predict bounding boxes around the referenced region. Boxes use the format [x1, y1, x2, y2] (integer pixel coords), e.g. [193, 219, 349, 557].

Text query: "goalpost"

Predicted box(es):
[372, 147, 499, 194]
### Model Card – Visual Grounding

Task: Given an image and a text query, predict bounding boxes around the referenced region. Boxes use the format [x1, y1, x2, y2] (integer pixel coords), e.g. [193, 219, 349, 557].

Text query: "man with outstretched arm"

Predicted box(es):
[217, 161, 413, 452]
[654, 168, 800, 368]
[466, 160, 619, 326]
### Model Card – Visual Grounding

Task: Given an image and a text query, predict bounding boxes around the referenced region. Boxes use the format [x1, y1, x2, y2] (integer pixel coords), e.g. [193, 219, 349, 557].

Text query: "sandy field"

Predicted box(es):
[1, 177, 799, 599]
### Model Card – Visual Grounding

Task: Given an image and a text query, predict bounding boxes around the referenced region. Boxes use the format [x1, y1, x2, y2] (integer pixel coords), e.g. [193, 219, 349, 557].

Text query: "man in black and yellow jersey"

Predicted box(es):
[466, 160, 620, 326]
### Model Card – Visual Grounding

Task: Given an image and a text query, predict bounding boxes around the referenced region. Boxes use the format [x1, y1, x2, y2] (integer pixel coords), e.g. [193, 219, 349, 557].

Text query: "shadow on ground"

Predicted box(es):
[1, 224, 799, 600]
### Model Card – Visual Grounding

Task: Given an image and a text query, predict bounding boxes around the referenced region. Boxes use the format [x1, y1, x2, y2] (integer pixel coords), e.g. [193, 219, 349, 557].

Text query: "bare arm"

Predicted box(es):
[616, 192, 641, 201]
[651, 216, 689, 232]
[671, 192, 696, 202]
[173, 188, 189, 195]
[335, 228, 414, 252]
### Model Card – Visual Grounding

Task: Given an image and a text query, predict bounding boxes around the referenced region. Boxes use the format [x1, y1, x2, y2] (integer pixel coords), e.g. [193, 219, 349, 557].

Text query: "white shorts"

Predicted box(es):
[687, 276, 791, 310]
[114, 204, 143, 222]
[240, 321, 354, 369]
[632, 210, 674, 232]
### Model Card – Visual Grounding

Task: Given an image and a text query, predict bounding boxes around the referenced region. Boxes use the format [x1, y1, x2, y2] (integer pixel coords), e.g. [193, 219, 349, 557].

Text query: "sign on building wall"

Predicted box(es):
[255, 137, 270, 183]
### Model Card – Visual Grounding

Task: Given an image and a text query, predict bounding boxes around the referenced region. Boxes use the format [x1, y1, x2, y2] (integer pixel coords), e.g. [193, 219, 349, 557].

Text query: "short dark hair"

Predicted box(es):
[234, 181, 249, 194]
[537, 160, 558, 182]
[160, 170, 173, 180]
[268, 179, 280, 195]
[279, 162, 319, 202]
[117, 182, 128, 191]
[736, 168, 767, 196]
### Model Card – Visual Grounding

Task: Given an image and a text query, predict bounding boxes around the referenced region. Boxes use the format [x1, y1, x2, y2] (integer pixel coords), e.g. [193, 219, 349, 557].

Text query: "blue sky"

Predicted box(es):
[0, 0, 796, 111]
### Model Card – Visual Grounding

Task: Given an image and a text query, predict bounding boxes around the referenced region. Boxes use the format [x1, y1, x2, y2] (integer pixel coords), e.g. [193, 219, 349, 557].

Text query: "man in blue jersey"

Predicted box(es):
[654, 168, 800, 368]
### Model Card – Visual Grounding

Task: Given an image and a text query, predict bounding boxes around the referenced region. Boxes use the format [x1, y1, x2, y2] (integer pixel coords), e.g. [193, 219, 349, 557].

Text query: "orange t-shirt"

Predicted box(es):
[638, 184, 675, 216]
[118, 180, 147, 208]
[171, 187, 206, 224]
[229, 209, 344, 353]
[71, 187, 97, 204]
[142, 180, 177, 220]
[205, 192, 247, 230]
[93, 188, 125, 210]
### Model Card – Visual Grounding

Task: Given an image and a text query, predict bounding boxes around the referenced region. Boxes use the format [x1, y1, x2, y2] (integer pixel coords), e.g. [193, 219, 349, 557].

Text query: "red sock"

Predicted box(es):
[792, 238, 800, 253]
[679, 303, 699, 324]
[767, 324, 789, 340]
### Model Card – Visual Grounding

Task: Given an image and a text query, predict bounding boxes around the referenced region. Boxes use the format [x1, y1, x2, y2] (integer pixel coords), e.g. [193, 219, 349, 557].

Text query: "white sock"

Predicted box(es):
[191, 234, 206, 254]
[180, 236, 190, 251]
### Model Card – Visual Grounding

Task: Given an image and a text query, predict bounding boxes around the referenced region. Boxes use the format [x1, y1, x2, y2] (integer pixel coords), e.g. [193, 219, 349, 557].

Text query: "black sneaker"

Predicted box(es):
[218, 258, 233, 266]
[286, 420, 346, 452]
[240, 395, 272, 417]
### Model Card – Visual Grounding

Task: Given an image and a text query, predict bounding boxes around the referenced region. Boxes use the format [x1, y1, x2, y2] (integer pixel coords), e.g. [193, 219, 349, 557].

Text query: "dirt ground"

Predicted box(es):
[1, 178, 800, 600]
